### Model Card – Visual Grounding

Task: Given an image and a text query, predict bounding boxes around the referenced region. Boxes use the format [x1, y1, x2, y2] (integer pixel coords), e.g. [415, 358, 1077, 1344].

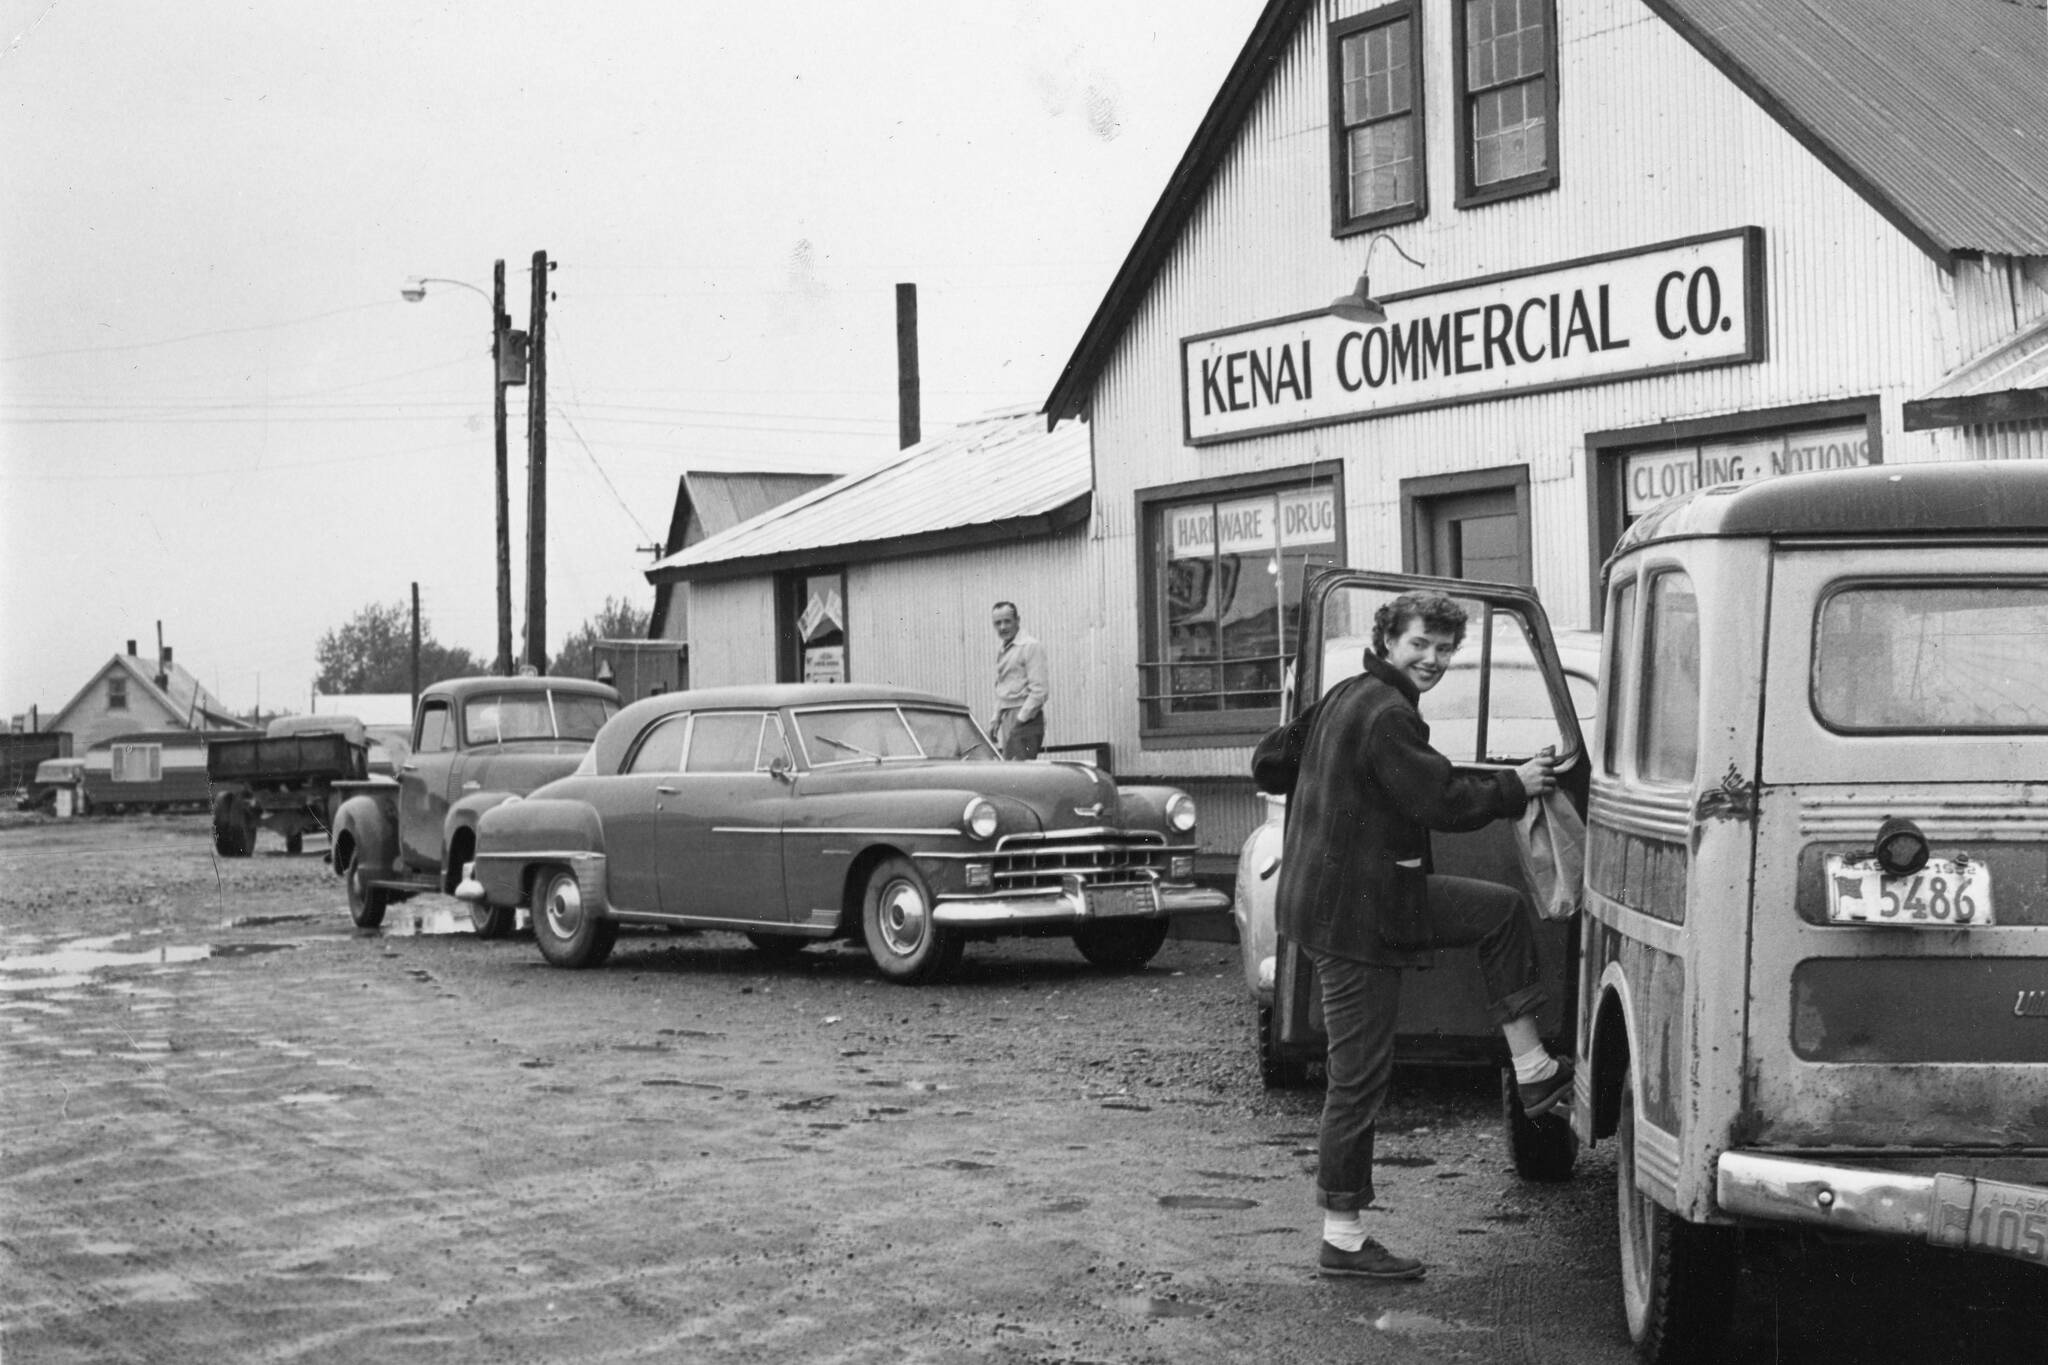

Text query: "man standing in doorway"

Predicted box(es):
[988, 600, 1049, 760]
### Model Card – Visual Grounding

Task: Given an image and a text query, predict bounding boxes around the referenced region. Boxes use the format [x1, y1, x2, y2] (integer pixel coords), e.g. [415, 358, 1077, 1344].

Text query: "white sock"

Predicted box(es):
[1323, 1211, 1366, 1251]
[1512, 1046, 1558, 1086]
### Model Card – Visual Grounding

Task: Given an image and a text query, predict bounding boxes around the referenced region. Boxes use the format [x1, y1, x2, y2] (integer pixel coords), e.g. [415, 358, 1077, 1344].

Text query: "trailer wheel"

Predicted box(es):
[285, 829, 304, 856]
[213, 794, 252, 858]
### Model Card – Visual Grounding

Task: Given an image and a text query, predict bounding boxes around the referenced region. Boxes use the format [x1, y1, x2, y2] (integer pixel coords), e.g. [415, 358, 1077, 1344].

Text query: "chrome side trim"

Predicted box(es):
[1588, 776, 1692, 841]
[1633, 1113, 1683, 1208]
[720, 826, 960, 838]
[1796, 790, 2048, 839]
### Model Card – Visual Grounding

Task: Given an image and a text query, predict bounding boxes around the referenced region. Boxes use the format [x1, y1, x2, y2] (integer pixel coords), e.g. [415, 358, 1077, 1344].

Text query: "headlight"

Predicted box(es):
[963, 796, 1000, 841]
[1165, 791, 1197, 833]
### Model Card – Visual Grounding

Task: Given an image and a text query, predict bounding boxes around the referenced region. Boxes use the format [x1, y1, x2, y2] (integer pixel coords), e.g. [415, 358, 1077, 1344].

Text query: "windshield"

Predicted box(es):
[464, 691, 618, 744]
[794, 705, 994, 766]
[1815, 584, 2048, 732]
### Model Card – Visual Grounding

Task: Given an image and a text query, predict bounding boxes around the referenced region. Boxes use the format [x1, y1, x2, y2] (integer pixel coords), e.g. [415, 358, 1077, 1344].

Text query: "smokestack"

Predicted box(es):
[127, 640, 137, 656]
[895, 282, 920, 449]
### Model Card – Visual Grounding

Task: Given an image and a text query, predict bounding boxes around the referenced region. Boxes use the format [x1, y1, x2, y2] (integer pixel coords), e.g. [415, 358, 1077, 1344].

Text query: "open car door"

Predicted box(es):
[1269, 570, 1590, 1161]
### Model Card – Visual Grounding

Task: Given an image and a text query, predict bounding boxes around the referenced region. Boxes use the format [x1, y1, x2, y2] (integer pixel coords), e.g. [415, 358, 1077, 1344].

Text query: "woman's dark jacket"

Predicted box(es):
[1256, 653, 1528, 963]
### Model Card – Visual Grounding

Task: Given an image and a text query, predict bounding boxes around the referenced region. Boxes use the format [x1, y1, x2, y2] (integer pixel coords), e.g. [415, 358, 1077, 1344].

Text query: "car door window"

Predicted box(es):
[626, 716, 689, 775]
[1639, 571, 1701, 784]
[685, 713, 767, 773]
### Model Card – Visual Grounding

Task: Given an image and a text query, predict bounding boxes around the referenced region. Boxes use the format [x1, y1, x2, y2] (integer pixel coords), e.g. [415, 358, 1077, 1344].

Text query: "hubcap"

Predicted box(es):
[541, 875, 583, 939]
[876, 878, 929, 957]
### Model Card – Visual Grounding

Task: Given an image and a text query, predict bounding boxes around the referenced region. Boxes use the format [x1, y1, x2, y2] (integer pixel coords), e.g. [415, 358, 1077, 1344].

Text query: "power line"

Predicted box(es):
[0, 301, 394, 364]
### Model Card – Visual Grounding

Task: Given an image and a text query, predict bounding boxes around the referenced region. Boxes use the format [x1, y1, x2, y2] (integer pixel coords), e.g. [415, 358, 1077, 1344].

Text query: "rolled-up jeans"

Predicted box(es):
[1304, 874, 1548, 1212]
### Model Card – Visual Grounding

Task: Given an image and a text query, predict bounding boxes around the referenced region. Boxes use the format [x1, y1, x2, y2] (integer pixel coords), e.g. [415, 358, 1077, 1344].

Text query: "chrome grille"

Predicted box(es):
[991, 831, 1172, 892]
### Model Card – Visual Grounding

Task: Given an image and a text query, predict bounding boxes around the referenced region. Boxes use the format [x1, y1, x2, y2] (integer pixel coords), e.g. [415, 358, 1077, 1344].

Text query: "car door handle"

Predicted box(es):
[400, 762, 419, 772]
[462, 780, 481, 791]
[656, 785, 679, 795]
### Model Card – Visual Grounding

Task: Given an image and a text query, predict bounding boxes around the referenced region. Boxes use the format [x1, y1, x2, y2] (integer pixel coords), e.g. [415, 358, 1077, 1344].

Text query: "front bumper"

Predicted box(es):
[1717, 1151, 2048, 1270]
[933, 877, 1228, 929]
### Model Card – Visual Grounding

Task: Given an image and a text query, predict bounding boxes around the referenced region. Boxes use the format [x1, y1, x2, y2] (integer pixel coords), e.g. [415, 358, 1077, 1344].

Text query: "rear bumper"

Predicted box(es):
[1717, 1151, 2048, 1269]
[933, 880, 1229, 929]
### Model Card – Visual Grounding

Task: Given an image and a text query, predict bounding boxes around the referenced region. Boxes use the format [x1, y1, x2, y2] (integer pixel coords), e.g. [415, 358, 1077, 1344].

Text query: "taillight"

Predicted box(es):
[1873, 816, 1930, 877]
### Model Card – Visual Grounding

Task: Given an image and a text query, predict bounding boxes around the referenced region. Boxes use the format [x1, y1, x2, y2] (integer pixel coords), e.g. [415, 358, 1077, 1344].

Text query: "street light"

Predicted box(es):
[401, 268, 523, 677]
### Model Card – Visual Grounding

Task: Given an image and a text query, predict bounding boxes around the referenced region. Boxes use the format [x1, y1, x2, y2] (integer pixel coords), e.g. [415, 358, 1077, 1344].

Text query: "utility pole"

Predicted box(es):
[410, 582, 422, 719]
[491, 261, 519, 677]
[525, 250, 551, 673]
[895, 282, 921, 449]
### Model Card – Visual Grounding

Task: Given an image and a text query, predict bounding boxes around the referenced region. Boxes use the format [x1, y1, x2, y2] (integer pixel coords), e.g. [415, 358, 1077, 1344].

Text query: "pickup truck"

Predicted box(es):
[329, 676, 620, 934]
[208, 716, 371, 856]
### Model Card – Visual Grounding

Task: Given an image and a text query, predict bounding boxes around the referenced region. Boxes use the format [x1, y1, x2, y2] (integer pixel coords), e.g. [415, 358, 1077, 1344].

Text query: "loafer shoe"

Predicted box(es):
[1517, 1060, 1574, 1119]
[1318, 1238, 1425, 1280]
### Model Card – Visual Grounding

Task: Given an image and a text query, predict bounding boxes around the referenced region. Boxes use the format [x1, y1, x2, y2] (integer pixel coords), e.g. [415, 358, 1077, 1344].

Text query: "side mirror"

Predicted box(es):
[768, 755, 794, 782]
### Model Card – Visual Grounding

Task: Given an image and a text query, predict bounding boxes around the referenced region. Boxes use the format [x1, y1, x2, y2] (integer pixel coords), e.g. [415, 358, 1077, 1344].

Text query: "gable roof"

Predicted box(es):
[644, 407, 1091, 584]
[649, 470, 838, 635]
[50, 653, 248, 733]
[1044, 0, 2048, 425]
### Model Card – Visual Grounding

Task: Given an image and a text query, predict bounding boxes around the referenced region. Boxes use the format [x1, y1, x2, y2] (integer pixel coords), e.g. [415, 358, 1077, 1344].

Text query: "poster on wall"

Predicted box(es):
[803, 646, 845, 684]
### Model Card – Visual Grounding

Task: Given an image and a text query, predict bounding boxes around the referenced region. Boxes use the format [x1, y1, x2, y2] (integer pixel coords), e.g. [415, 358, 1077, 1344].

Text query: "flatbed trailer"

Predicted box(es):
[207, 720, 368, 856]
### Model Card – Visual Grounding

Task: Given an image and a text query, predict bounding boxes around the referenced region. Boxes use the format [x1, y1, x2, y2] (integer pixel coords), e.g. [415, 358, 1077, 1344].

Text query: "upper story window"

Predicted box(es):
[1330, 4, 1425, 234]
[107, 675, 128, 710]
[1454, 0, 1557, 207]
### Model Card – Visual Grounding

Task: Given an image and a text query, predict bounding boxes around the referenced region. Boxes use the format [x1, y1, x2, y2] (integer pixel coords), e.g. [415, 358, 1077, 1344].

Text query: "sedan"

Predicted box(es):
[457, 683, 1228, 983]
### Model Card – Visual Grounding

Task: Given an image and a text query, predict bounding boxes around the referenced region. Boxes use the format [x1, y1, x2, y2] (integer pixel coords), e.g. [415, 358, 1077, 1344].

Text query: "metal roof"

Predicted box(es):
[1044, 0, 2048, 426]
[1614, 460, 2048, 553]
[644, 407, 1091, 583]
[1903, 308, 2048, 430]
[1649, 0, 2048, 260]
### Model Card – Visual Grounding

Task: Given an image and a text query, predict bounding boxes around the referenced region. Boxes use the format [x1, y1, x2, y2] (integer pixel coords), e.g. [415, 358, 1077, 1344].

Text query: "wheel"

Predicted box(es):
[745, 932, 811, 959]
[213, 795, 251, 857]
[860, 856, 960, 984]
[470, 901, 516, 939]
[531, 866, 617, 969]
[1617, 1069, 1737, 1362]
[1255, 1000, 1313, 1089]
[1502, 1066, 1578, 1182]
[285, 829, 304, 856]
[344, 847, 389, 929]
[1072, 917, 1170, 970]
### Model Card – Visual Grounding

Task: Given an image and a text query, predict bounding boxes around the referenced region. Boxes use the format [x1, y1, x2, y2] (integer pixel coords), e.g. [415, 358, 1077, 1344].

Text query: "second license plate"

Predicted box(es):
[1085, 884, 1158, 919]
[1824, 856, 1994, 926]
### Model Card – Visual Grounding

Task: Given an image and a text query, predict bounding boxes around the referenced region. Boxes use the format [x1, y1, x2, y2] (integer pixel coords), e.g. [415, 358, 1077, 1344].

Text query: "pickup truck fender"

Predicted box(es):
[465, 796, 608, 910]
[331, 790, 399, 884]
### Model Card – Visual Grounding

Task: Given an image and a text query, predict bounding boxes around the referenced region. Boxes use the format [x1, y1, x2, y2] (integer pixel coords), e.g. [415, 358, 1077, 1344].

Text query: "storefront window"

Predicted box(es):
[777, 569, 847, 685]
[1140, 471, 1343, 735]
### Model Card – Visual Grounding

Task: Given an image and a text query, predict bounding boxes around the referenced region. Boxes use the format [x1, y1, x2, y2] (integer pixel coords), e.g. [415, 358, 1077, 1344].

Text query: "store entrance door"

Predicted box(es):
[1403, 470, 1532, 584]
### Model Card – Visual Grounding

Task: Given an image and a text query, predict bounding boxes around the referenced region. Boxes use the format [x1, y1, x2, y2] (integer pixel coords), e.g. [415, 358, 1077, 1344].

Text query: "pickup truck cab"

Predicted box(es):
[330, 676, 619, 934]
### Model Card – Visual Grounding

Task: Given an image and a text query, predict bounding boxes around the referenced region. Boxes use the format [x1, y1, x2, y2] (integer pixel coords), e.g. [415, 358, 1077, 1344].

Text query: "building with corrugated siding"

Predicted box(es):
[1039, 0, 2048, 860]
[643, 406, 1095, 756]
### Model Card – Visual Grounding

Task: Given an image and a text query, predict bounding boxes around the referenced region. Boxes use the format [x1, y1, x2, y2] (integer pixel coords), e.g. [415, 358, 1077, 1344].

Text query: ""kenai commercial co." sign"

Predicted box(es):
[1181, 228, 1764, 445]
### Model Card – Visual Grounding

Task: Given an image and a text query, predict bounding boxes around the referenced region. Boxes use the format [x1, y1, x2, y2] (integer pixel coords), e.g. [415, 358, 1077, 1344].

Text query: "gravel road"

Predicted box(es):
[3, 814, 2039, 1363]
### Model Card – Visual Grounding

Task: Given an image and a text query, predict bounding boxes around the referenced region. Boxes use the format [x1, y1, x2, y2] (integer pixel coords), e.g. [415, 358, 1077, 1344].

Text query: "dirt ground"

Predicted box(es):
[3, 814, 2041, 1364]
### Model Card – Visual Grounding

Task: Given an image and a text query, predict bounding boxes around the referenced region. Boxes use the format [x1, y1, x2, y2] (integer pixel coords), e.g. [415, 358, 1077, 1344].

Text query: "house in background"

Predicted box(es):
[47, 640, 249, 753]
[643, 405, 1096, 746]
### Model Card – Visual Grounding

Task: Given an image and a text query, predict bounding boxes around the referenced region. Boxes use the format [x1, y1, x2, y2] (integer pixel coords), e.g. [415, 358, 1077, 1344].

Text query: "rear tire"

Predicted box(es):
[861, 856, 960, 984]
[470, 901, 516, 939]
[1502, 1066, 1578, 1182]
[1617, 1069, 1737, 1361]
[344, 846, 389, 929]
[1072, 918, 1170, 970]
[532, 866, 617, 969]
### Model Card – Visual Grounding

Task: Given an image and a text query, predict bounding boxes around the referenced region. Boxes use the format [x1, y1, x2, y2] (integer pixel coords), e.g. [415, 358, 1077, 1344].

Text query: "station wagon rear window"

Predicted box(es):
[1815, 584, 2048, 732]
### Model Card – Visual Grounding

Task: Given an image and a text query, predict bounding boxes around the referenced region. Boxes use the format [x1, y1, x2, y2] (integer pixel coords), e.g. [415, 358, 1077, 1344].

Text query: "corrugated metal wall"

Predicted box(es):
[1080, 0, 1985, 783]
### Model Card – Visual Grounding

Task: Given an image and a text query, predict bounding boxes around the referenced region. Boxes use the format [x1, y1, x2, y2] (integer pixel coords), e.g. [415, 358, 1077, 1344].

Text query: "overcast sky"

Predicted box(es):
[1, 0, 1264, 721]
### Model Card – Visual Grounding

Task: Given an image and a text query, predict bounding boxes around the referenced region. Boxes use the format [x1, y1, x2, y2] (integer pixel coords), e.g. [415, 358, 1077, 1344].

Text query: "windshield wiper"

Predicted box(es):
[816, 734, 883, 763]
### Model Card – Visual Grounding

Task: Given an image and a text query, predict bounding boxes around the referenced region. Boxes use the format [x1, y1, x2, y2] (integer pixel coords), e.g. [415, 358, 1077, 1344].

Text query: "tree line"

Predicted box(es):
[312, 596, 652, 694]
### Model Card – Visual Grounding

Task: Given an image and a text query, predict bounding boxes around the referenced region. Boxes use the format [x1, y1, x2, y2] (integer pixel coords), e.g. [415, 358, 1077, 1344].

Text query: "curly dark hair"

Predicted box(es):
[1371, 591, 1468, 657]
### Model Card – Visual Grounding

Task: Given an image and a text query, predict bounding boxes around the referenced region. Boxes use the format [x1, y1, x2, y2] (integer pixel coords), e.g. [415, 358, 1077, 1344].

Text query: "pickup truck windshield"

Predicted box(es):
[464, 691, 618, 744]
[1815, 584, 2048, 732]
